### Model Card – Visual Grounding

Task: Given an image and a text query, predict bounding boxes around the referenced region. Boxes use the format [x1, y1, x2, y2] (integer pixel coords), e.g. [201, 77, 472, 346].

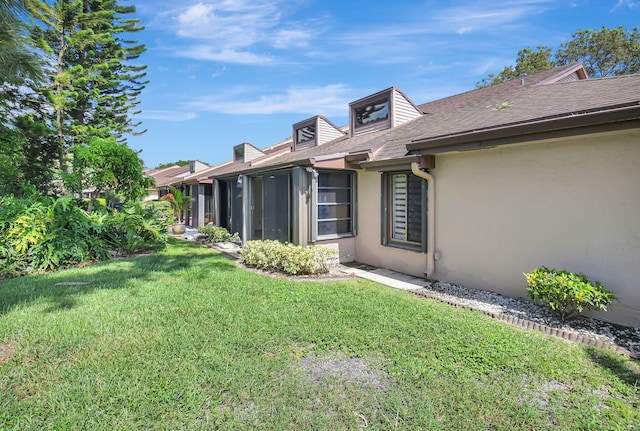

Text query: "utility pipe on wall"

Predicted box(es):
[411, 162, 435, 277]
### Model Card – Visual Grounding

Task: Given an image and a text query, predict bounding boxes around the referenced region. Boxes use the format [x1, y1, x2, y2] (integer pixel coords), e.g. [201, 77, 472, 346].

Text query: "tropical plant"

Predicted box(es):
[0, 193, 167, 278]
[0, 0, 43, 85]
[101, 202, 167, 257]
[161, 187, 192, 223]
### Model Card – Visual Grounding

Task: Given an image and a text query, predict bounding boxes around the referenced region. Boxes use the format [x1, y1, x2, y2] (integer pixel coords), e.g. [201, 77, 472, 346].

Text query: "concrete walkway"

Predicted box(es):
[337, 263, 432, 292]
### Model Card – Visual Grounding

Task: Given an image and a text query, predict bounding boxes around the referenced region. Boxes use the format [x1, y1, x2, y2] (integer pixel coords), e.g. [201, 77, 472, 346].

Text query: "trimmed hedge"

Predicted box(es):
[241, 240, 337, 275]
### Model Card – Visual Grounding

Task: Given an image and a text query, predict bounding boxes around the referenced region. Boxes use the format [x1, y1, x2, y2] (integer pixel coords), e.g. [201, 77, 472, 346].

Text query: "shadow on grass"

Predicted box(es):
[587, 348, 640, 388]
[0, 239, 238, 316]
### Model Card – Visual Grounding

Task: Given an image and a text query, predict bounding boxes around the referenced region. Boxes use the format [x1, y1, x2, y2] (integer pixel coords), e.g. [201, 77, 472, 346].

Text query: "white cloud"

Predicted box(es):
[272, 28, 315, 49]
[175, 1, 279, 46]
[184, 84, 354, 116]
[140, 110, 197, 121]
[177, 45, 275, 65]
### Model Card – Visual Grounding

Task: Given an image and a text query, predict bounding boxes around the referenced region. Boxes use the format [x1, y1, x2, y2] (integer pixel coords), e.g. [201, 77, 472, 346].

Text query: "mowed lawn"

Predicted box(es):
[1, 240, 638, 430]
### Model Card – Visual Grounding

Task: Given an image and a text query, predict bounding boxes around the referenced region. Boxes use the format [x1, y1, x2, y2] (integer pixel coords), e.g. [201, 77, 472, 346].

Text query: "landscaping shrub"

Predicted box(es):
[0, 195, 110, 277]
[523, 266, 615, 322]
[197, 225, 239, 243]
[101, 202, 167, 256]
[0, 194, 167, 278]
[241, 240, 337, 275]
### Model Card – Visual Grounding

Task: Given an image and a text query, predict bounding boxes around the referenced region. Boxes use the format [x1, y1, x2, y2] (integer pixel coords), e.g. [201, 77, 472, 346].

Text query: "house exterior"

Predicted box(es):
[176, 64, 640, 327]
[143, 161, 209, 201]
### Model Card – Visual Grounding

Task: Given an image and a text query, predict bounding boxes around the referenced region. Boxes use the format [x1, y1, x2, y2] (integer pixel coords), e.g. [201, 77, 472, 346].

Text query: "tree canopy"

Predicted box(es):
[478, 26, 640, 87]
[0, 0, 150, 201]
[0, 0, 43, 85]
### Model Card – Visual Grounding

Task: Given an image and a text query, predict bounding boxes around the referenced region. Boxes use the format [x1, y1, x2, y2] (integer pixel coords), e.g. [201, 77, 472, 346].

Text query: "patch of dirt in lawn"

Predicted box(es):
[295, 352, 390, 390]
[0, 342, 17, 363]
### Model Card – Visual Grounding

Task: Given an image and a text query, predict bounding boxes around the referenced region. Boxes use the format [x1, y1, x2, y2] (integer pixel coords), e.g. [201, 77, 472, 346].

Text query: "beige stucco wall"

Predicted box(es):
[355, 170, 428, 277]
[352, 129, 640, 327]
[432, 130, 640, 327]
[314, 237, 356, 263]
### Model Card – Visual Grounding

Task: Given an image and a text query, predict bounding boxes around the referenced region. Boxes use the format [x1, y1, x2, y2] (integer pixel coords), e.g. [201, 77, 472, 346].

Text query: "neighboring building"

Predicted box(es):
[143, 161, 209, 201]
[185, 63, 640, 327]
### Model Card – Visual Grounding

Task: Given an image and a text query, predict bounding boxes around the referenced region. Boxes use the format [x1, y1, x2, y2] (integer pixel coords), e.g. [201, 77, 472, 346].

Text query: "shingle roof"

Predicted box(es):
[146, 165, 192, 188]
[404, 73, 640, 154]
[207, 64, 639, 178]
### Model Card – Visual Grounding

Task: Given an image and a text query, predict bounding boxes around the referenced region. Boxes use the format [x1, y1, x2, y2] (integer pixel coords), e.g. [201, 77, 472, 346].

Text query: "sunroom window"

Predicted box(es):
[316, 171, 355, 239]
[383, 172, 426, 251]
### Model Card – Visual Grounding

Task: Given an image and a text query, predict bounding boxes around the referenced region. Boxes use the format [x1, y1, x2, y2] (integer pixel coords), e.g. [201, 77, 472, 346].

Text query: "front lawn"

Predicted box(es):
[1, 240, 638, 430]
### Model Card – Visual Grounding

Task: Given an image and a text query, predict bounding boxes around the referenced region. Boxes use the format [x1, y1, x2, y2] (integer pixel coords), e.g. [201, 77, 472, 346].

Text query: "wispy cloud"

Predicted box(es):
[177, 45, 275, 65]
[184, 84, 355, 116]
[612, 0, 639, 10]
[140, 110, 197, 121]
[311, 1, 554, 65]
[430, 1, 554, 34]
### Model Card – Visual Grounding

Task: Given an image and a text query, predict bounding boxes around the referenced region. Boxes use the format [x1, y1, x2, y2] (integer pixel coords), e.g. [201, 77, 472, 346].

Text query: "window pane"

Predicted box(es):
[318, 204, 351, 220]
[317, 171, 354, 237]
[318, 189, 351, 203]
[355, 99, 389, 126]
[231, 182, 243, 237]
[297, 125, 316, 143]
[406, 175, 423, 243]
[318, 172, 351, 188]
[389, 173, 422, 244]
[318, 220, 352, 236]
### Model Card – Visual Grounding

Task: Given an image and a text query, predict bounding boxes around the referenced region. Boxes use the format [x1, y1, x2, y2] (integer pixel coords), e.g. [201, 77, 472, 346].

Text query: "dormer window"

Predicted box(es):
[234, 145, 245, 163]
[354, 99, 389, 128]
[233, 142, 265, 164]
[293, 116, 345, 151]
[297, 125, 316, 144]
[349, 87, 421, 137]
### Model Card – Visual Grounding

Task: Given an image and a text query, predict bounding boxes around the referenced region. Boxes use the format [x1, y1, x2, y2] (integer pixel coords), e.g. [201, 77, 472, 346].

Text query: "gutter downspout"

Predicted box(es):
[411, 162, 435, 277]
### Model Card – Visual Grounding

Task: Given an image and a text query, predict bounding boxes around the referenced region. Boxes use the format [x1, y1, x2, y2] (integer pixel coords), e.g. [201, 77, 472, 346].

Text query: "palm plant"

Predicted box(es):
[166, 187, 191, 224]
[0, 0, 43, 84]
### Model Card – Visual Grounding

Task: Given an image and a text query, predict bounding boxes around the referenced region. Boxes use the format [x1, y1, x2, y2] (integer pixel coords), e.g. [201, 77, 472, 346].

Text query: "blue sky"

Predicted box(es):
[129, 0, 639, 169]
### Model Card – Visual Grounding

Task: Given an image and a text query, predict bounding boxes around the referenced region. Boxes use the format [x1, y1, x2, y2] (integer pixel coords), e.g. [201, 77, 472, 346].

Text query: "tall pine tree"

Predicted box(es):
[30, 0, 147, 172]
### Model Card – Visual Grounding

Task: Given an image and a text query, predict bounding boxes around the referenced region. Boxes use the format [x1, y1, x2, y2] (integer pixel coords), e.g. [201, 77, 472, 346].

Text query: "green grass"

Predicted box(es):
[1, 239, 638, 430]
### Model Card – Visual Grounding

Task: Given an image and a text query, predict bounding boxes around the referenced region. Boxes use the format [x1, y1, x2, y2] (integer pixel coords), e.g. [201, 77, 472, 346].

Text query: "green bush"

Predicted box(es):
[197, 225, 239, 243]
[241, 240, 337, 275]
[0, 195, 110, 277]
[0, 194, 167, 278]
[523, 267, 615, 322]
[101, 202, 167, 257]
[142, 199, 174, 229]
